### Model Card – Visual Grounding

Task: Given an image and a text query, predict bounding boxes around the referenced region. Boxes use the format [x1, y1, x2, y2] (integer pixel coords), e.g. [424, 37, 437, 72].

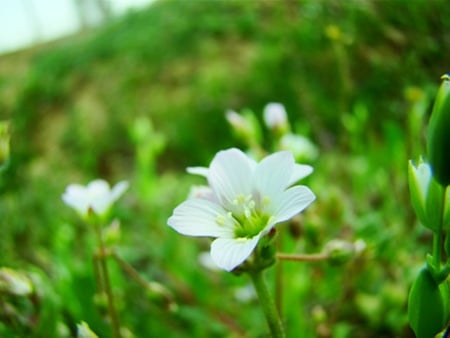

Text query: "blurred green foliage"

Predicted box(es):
[1, 0, 449, 336]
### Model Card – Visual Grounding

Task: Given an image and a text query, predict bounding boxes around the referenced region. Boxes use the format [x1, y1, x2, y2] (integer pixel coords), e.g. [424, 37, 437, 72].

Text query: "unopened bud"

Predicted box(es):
[263, 103, 289, 133]
[225, 109, 261, 145]
[324, 239, 361, 265]
[408, 159, 444, 231]
[427, 74, 450, 187]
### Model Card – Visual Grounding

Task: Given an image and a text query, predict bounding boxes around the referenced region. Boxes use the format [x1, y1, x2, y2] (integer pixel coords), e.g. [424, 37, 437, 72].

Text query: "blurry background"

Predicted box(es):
[1, 0, 449, 337]
[0, 0, 154, 54]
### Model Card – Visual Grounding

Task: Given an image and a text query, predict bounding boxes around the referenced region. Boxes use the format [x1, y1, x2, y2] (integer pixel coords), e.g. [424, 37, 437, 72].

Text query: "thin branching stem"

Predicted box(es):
[276, 252, 329, 262]
[94, 222, 121, 338]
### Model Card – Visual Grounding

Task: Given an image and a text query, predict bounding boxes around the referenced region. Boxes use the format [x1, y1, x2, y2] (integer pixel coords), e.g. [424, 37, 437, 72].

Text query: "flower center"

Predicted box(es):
[230, 194, 271, 238]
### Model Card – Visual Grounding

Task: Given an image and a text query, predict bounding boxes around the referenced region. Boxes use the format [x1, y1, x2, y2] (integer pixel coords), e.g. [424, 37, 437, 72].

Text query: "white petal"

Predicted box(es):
[210, 236, 260, 271]
[88, 180, 126, 215]
[111, 181, 129, 201]
[253, 151, 294, 196]
[289, 164, 313, 185]
[90, 199, 111, 215]
[187, 166, 209, 177]
[87, 179, 110, 197]
[415, 162, 432, 197]
[168, 198, 234, 238]
[208, 148, 253, 206]
[272, 185, 315, 223]
[62, 184, 89, 216]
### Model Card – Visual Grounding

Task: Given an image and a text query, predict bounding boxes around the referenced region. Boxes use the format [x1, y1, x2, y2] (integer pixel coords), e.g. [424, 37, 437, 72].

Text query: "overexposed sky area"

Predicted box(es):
[0, 0, 154, 54]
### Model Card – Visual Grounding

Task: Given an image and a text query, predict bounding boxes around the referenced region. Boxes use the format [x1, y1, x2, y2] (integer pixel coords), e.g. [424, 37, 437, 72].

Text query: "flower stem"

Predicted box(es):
[276, 252, 329, 262]
[94, 223, 121, 338]
[111, 251, 176, 311]
[249, 270, 285, 338]
[275, 230, 284, 317]
[432, 188, 446, 270]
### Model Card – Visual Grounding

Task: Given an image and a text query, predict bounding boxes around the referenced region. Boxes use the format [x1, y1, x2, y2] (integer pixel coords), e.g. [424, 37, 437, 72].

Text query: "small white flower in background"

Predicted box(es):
[198, 251, 221, 271]
[263, 103, 288, 130]
[234, 284, 257, 303]
[0, 267, 33, 296]
[62, 179, 128, 219]
[280, 133, 319, 162]
[77, 321, 98, 338]
[187, 185, 216, 202]
[168, 148, 315, 271]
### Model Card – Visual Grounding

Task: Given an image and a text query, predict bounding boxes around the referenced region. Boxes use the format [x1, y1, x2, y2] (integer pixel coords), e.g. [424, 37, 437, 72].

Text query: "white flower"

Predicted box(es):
[280, 133, 319, 162]
[168, 148, 315, 271]
[62, 179, 128, 219]
[234, 284, 257, 303]
[263, 103, 288, 130]
[0, 267, 33, 296]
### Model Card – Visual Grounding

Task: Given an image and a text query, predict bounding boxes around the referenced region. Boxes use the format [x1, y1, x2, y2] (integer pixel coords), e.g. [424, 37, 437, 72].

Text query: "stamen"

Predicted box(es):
[216, 215, 226, 226]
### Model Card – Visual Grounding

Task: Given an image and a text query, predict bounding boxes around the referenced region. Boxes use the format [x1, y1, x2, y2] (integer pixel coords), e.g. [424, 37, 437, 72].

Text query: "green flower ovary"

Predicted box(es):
[231, 194, 272, 238]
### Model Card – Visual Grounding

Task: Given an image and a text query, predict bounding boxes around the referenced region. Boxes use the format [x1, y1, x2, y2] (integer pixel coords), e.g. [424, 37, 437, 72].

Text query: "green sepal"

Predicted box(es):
[445, 236, 450, 260]
[427, 75, 450, 187]
[443, 188, 450, 231]
[408, 266, 449, 338]
[425, 175, 445, 231]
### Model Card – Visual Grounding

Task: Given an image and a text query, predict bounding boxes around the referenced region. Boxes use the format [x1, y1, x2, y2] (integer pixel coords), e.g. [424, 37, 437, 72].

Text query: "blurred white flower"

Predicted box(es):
[77, 321, 98, 338]
[187, 185, 216, 202]
[234, 284, 257, 303]
[198, 251, 220, 271]
[263, 103, 288, 130]
[0, 267, 33, 296]
[62, 179, 128, 219]
[280, 133, 319, 162]
[168, 148, 315, 271]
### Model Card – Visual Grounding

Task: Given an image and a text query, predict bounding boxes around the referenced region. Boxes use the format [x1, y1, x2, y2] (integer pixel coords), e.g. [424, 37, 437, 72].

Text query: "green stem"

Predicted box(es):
[433, 188, 447, 270]
[277, 252, 329, 262]
[275, 229, 283, 317]
[249, 270, 285, 338]
[94, 222, 121, 338]
[111, 251, 176, 311]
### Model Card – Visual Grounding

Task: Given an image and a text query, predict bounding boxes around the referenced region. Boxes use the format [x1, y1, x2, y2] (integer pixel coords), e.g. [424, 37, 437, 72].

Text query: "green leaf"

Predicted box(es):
[408, 267, 449, 338]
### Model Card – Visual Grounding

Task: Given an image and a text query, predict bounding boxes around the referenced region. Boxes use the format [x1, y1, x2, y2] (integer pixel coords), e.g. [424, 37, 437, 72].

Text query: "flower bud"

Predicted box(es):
[324, 239, 365, 265]
[408, 159, 444, 231]
[427, 74, 450, 187]
[263, 103, 289, 133]
[408, 266, 449, 338]
[225, 109, 262, 146]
